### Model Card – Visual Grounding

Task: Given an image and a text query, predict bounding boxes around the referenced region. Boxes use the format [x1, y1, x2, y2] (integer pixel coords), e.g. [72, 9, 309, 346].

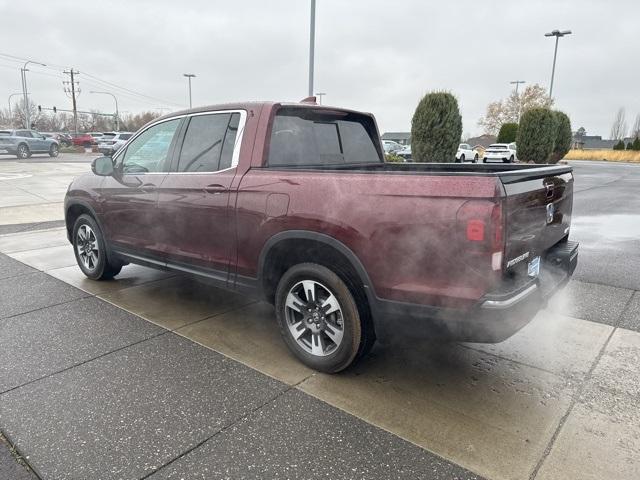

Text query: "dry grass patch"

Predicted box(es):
[564, 149, 640, 163]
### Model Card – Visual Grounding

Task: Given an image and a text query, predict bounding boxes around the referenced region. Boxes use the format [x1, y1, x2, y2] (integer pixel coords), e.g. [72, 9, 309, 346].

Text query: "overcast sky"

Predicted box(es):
[1, 0, 638, 137]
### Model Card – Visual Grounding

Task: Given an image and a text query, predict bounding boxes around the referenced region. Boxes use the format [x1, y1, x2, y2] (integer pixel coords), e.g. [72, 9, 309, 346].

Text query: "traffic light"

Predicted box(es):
[38, 105, 42, 112]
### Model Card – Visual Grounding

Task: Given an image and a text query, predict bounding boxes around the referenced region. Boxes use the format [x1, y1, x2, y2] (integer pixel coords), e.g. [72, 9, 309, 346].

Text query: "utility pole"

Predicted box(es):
[63, 69, 80, 133]
[544, 29, 572, 98]
[308, 0, 316, 97]
[510, 80, 525, 121]
[510, 80, 525, 96]
[183, 74, 196, 108]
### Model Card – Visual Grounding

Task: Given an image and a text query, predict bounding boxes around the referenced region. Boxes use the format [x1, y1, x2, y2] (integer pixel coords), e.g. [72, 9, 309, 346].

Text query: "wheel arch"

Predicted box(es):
[65, 200, 102, 242]
[258, 230, 376, 308]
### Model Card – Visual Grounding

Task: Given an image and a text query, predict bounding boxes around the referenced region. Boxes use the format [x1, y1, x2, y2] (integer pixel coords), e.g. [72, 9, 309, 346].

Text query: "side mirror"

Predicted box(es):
[92, 156, 115, 176]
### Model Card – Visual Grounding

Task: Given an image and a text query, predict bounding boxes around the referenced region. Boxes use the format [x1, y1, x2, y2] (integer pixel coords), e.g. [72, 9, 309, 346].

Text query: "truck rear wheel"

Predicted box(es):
[275, 263, 364, 373]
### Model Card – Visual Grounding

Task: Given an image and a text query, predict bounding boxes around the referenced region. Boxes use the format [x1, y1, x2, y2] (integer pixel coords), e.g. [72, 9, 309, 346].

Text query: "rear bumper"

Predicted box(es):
[371, 240, 579, 343]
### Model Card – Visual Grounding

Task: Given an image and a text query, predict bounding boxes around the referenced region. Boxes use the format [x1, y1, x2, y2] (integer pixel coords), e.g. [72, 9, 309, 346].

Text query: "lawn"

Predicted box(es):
[564, 149, 640, 163]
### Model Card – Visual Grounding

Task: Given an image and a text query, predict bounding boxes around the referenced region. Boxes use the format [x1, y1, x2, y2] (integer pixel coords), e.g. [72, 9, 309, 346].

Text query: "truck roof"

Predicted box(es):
[155, 100, 374, 123]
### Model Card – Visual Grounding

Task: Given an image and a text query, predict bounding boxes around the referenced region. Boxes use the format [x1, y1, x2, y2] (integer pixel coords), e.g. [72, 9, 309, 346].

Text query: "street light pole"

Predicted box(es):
[315, 92, 326, 104]
[544, 29, 572, 99]
[308, 0, 316, 97]
[20, 60, 47, 129]
[90, 91, 119, 130]
[510, 80, 525, 121]
[183, 74, 196, 108]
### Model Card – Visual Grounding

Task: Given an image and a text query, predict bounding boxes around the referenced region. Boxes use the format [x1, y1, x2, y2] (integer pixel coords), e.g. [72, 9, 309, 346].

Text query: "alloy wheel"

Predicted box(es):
[18, 145, 28, 159]
[76, 224, 99, 271]
[284, 280, 345, 356]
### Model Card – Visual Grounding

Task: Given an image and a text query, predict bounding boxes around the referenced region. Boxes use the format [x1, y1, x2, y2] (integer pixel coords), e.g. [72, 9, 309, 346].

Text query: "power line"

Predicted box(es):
[82, 72, 184, 107]
[0, 52, 67, 69]
[0, 51, 184, 108]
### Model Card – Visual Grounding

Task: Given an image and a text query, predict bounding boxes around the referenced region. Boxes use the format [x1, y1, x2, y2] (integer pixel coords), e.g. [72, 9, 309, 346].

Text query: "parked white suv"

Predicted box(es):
[455, 143, 479, 162]
[382, 140, 404, 154]
[97, 132, 134, 156]
[483, 143, 517, 163]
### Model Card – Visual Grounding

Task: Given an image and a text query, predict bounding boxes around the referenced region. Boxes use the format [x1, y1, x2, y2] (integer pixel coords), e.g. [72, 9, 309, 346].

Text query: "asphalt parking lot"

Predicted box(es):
[0, 154, 639, 479]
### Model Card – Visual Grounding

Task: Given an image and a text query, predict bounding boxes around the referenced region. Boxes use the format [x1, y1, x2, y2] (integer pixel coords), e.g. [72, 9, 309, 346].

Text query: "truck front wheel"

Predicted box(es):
[275, 263, 364, 373]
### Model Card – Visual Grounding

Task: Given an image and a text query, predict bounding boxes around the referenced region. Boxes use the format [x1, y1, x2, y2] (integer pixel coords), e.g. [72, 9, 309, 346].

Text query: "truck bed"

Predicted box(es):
[269, 161, 573, 182]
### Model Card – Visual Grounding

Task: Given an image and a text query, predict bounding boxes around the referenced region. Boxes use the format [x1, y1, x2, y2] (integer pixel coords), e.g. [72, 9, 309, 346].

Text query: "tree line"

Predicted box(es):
[0, 99, 164, 132]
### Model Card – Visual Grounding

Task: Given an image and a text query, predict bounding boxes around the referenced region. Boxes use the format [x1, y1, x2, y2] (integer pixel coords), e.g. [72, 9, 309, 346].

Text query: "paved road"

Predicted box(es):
[0, 159, 639, 480]
[569, 160, 640, 291]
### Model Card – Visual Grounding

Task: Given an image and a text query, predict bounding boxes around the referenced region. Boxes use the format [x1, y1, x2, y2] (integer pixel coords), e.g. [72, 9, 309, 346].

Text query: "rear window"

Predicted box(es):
[268, 108, 382, 167]
[0, 131, 11, 136]
[489, 144, 507, 150]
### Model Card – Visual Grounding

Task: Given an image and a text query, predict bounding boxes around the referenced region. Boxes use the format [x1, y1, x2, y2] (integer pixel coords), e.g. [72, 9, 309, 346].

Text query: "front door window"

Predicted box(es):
[119, 119, 181, 174]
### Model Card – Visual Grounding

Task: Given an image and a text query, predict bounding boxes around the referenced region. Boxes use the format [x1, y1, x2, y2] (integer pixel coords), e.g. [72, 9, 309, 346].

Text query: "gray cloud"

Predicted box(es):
[1, 0, 638, 137]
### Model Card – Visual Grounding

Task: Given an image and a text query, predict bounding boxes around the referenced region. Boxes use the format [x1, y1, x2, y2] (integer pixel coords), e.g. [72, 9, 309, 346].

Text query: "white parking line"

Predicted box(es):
[0, 173, 33, 181]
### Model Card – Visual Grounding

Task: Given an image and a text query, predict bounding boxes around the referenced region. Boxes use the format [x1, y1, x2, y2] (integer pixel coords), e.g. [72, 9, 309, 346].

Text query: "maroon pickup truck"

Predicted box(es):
[65, 99, 578, 372]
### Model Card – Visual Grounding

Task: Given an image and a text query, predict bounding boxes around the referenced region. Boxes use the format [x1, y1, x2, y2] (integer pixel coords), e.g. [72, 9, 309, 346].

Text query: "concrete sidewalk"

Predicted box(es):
[0, 245, 480, 480]
[0, 225, 639, 479]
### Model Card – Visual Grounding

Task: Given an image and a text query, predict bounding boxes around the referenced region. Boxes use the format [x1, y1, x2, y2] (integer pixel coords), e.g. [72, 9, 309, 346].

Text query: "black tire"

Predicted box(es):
[474, 154, 479, 162]
[275, 263, 368, 373]
[72, 214, 122, 280]
[49, 144, 59, 157]
[83, 141, 92, 148]
[460, 154, 465, 162]
[16, 143, 29, 159]
[509, 155, 515, 163]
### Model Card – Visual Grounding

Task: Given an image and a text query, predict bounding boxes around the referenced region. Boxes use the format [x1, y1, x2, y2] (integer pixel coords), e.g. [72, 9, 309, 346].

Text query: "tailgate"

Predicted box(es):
[500, 168, 573, 275]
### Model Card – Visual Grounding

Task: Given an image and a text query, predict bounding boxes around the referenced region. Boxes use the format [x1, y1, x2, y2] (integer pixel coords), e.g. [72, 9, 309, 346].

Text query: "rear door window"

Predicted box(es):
[268, 108, 382, 167]
[176, 112, 240, 173]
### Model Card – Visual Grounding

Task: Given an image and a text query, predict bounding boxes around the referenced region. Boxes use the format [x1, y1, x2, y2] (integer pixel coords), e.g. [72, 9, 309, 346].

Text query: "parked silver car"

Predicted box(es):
[97, 132, 134, 156]
[0, 129, 59, 159]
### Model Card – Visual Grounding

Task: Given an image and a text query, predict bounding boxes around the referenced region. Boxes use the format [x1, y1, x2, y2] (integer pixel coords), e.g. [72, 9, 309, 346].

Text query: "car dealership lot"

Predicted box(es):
[0, 158, 639, 479]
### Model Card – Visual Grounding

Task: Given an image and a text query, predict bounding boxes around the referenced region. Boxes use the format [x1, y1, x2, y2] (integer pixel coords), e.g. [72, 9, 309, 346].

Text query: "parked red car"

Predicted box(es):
[70, 133, 96, 148]
[64, 99, 578, 372]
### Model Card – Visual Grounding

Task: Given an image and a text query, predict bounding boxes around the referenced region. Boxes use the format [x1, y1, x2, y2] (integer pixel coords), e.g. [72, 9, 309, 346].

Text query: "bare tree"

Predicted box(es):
[119, 111, 162, 131]
[10, 99, 41, 129]
[610, 108, 627, 140]
[631, 114, 640, 139]
[478, 84, 553, 135]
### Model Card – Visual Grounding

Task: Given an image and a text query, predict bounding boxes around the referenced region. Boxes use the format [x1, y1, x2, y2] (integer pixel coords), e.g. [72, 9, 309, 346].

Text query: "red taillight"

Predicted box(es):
[490, 202, 503, 250]
[457, 201, 505, 267]
[466, 219, 485, 241]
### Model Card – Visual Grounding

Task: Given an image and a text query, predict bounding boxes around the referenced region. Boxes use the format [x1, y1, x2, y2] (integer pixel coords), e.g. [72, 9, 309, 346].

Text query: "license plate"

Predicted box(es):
[528, 256, 541, 277]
